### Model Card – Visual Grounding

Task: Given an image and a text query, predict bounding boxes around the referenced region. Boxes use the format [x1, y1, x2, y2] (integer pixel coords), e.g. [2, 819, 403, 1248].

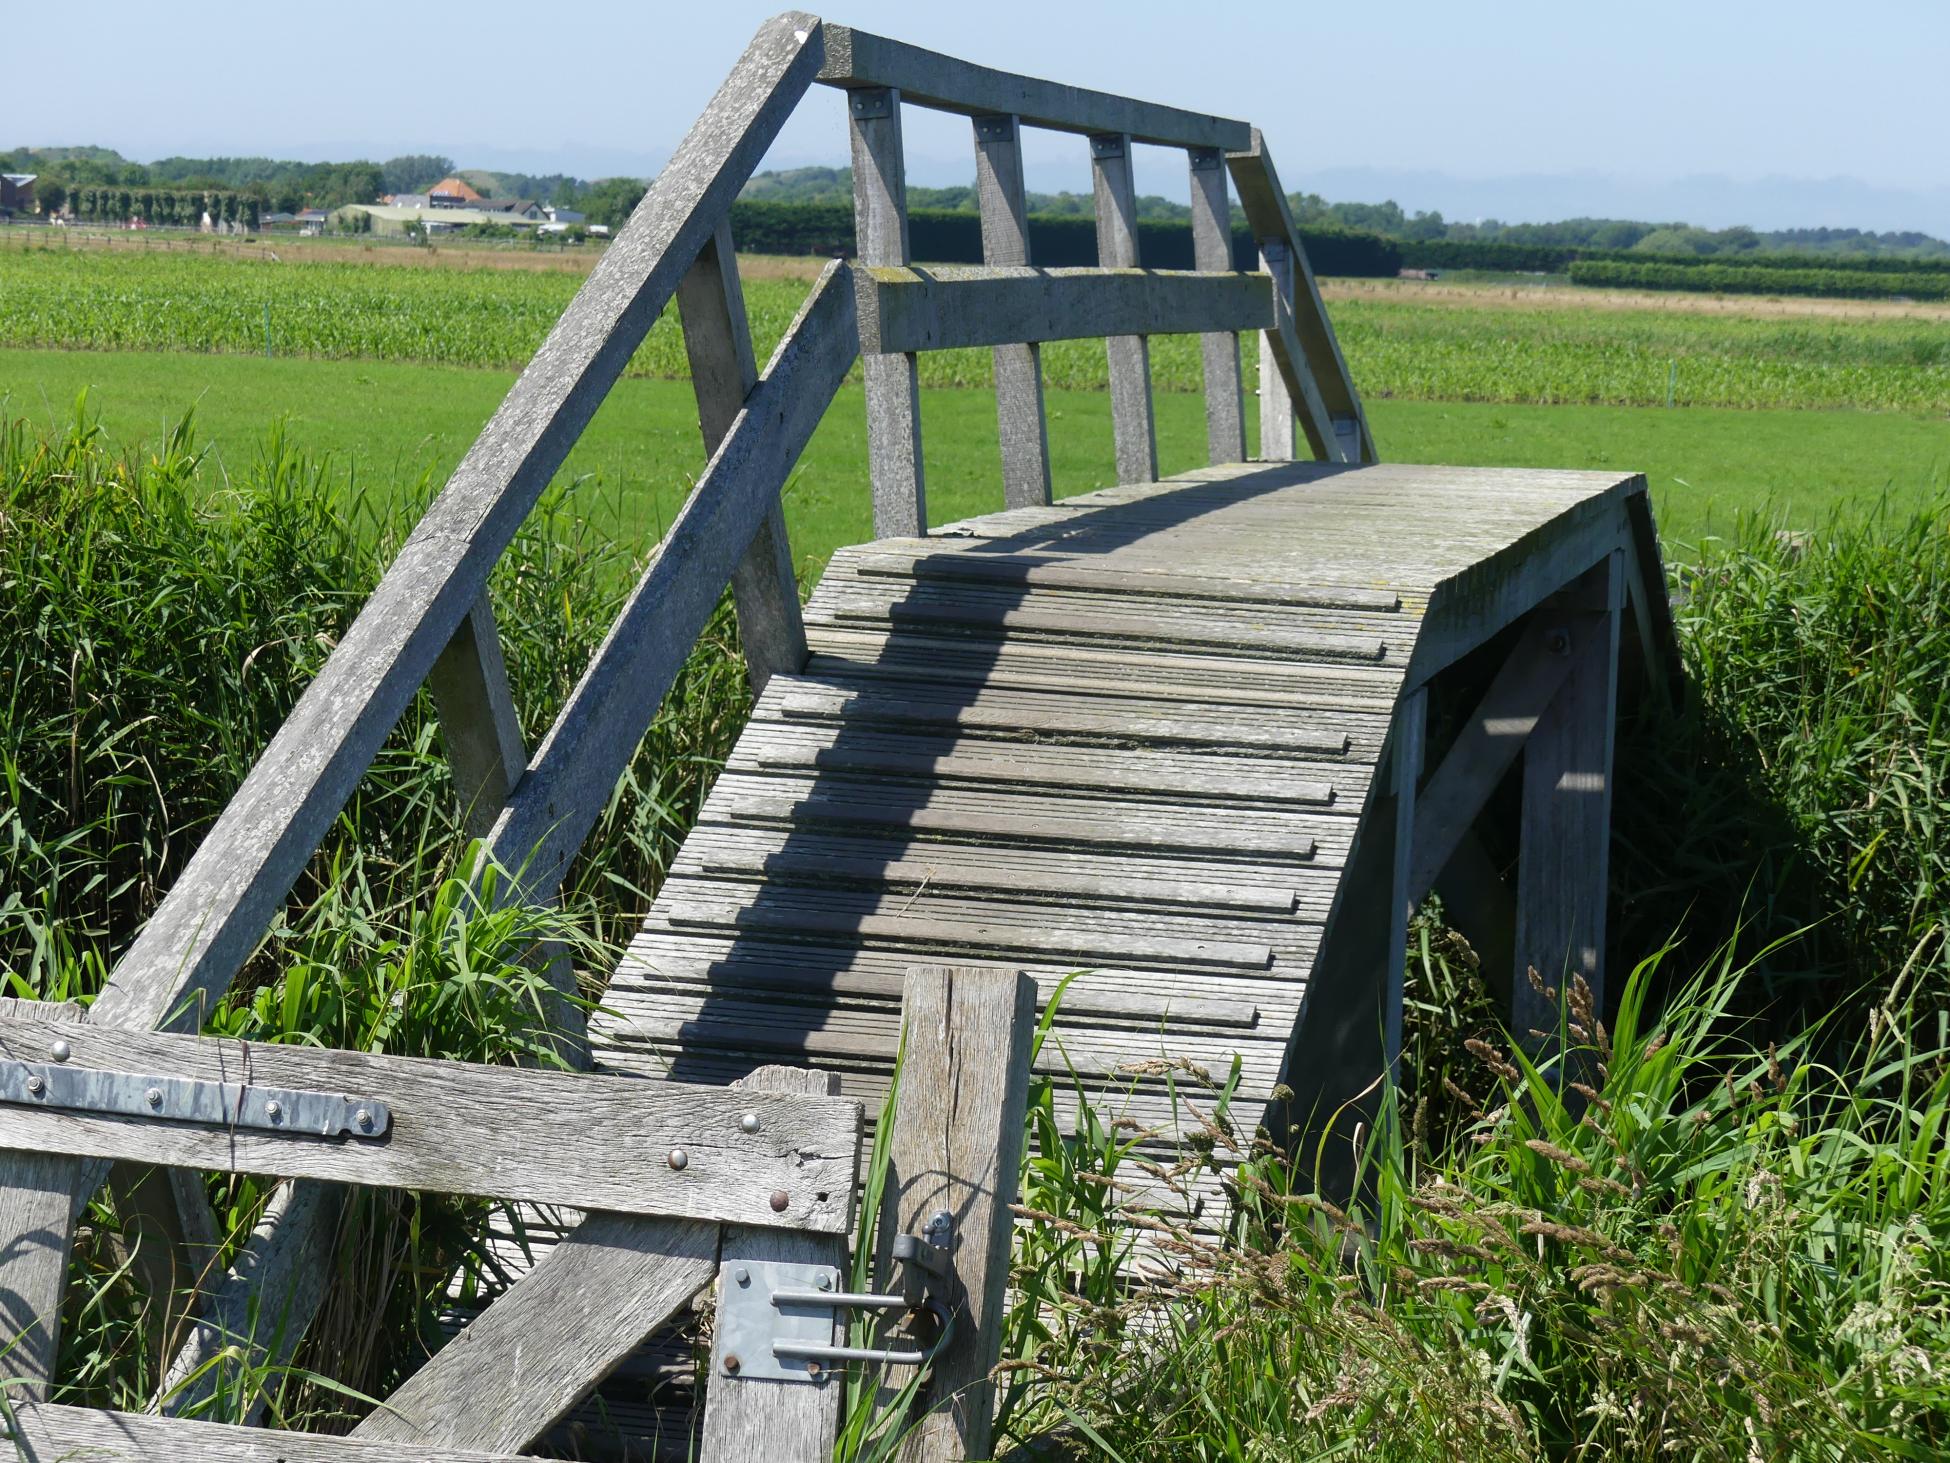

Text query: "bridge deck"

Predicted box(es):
[589, 459, 1651, 1168]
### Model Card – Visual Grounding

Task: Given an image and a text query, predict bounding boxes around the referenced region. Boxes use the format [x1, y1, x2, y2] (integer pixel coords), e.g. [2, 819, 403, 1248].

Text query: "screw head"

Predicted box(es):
[668, 1148, 690, 1171]
[806, 1359, 823, 1377]
[814, 1272, 833, 1292]
[734, 1267, 751, 1287]
[265, 1100, 284, 1121]
[769, 1189, 790, 1213]
[25, 1074, 46, 1096]
[738, 1110, 761, 1134]
[49, 1039, 71, 1063]
[723, 1353, 741, 1375]
[355, 1108, 374, 1132]
[1545, 627, 1572, 655]
[145, 1086, 164, 1108]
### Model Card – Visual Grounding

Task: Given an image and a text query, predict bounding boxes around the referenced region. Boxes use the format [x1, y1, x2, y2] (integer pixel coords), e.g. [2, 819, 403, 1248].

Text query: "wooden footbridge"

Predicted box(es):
[0, 14, 1672, 1461]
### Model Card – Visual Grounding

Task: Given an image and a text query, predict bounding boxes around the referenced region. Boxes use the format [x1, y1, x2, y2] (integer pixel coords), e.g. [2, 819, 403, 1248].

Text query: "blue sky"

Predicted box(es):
[9, 0, 1948, 233]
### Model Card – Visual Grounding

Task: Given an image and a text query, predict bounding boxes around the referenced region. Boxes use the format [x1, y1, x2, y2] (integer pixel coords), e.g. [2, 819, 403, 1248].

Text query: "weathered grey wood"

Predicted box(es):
[102, 1162, 211, 1351]
[1406, 612, 1595, 900]
[427, 594, 527, 841]
[159, 1178, 343, 1422]
[680, 216, 808, 696]
[86, 12, 827, 1037]
[1189, 148, 1246, 465]
[973, 114, 1052, 509]
[7, 1403, 537, 1462]
[349, 1214, 717, 1452]
[1430, 825, 1517, 1010]
[695, 845, 1297, 918]
[0, 998, 84, 1400]
[664, 899, 1274, 971]
[775, 682, 1353, 755]
[850, 86, 927, 539]
[1385, 688, 1426, 1072]
[856, 264, 1268, 354]
[1257, 240, 1341, 461]
[0, 1016, 859, 1230]
[820, 26, 1250, 149]
[1091, 133, 1158, 485]
[1226, 132, 1375, 462]
[480, 266, 858, 906]
[875, 967, 1036, 1461]
[701, 1065, 847, 1461]
[846, 549, 1401, 610]
[722, 793, 1320, 861]
[1514, 553, 1623, 1039]
[1256, 246, 1295, 462]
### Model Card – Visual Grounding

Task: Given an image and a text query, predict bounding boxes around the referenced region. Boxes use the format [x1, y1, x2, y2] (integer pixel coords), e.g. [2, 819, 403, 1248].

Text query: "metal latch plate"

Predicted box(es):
[716, 1259, 840, 1384]
[0, 1059, 391, 1138]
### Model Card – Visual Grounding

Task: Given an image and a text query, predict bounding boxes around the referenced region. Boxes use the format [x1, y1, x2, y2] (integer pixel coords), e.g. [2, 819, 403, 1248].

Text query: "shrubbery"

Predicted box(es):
[1570, 259, 1950, 300]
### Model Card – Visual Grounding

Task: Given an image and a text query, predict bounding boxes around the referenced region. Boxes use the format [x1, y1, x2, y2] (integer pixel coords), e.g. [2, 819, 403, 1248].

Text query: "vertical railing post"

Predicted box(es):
[877, 966, 1037, 1462]
[1258, 240, 1297, 461]
[1188, 146, 1245, 465]
[1089, 132, 1159, 485]
[850, 86, 928, 537]
[678, 217, 809, 695]
[1386, 688, 1427, 1076]
[428, 595, 528, 840]
[974, 113, 1053, 508]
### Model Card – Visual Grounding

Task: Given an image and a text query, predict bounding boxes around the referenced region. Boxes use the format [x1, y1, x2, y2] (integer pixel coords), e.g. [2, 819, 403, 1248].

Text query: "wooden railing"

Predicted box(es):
[0, 11, 1375, 1453]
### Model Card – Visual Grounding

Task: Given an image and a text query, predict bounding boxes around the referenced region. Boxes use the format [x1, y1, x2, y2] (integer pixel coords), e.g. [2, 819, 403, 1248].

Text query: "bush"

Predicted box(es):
[1569, 259, 1950, 301]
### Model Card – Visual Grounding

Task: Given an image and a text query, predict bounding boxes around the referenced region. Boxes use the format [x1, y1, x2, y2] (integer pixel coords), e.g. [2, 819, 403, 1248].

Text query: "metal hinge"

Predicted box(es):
[0, 1048, 390, 1138]
[717, 1211, 954, 1383]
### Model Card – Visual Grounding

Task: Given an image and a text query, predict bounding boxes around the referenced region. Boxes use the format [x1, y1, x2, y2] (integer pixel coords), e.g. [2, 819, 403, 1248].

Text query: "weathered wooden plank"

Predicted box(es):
[721, 792, 1322, 861]
[843, 548, 1402, 610]
[856, 265, 1269, 353]
[159, 1178, 342, 1421]
[0, 998, 85, 1401]
[700, 1065, 848, 1461]
[973, 113, 1053, 510]
[829, 596, 1388, 660]
[850, 86, 927, 539]
[86, 12, 827, 1037]
[1226, 131, 1375, 462]
[349, 1215, 717, 1452]
[876, 967, 1036, 1461]
[774, 682, 1355, 755]
[680, 216, 809, 696]
[479, 266, 858, 905]
[1257, 248, 1295, 462]
[1514, 553, 1622, 1040]
[7, 1403, 537, 1462]
[662, 899, 1276, 971]
[426, 594, 528, 842]
[1406, 613, 1591, 900]
[1189, 147, 1246, 465]
[1090, 133, 1158, 485]
[0, 1017, 860, 1231]
[1385, 688, 1426, 1073]
[1256, 239, 1340, 461]
[819, 26, 1250, 149]
[745, 734, 1338, 806]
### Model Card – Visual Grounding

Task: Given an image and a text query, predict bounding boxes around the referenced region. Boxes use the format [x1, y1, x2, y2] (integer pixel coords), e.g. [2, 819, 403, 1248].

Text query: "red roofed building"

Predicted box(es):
[427, 176, 483, 209]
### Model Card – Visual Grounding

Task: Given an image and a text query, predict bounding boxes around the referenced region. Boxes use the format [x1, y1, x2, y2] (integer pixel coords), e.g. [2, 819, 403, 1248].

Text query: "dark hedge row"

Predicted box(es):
[1391, 238, 1950, 278]
[1568, 259, 1950, 300]
[724, 200, 1403, 277]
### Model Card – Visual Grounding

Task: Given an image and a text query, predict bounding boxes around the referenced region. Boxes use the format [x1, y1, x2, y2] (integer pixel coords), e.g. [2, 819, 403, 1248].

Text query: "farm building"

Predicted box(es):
[426, 175, 483, 208]
[1, 173, 36, 214]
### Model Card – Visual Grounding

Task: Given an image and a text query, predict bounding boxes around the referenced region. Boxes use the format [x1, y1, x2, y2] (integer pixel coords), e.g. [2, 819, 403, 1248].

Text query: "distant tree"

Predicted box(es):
[381, 154, 455, 195]
[579, 176, 649, 229]
[37, 179, 67, 214]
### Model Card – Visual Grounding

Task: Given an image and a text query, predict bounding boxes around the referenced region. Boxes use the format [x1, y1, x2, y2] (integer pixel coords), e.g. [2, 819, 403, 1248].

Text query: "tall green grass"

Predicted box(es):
[0, 399, 754, 1421]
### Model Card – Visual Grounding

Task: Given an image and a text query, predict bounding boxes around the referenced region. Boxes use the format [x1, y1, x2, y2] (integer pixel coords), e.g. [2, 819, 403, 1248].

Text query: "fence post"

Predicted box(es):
[879, 966, 1037, 1462]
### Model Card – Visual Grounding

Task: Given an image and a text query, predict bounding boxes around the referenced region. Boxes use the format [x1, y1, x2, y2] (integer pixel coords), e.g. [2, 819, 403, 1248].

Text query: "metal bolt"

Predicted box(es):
[355, 1108, 374, 1132]
[738, 1110, 761, 1134]
[25, 1074, 45, 1096]
[145, 1086, 164, 1109]
[723, 1353, 741, 1375]
[668, 1148, 690, 1171]
[805, 1359, 823, 1377]
[265, 1100, 283, 1122]
[815, 1272, 833, 1292]
[734, 1267, 751, 1287]
[49, 1039, 71, 1063]
[769, 1189, 790, 1213]
[1545, 627, 1572, 656]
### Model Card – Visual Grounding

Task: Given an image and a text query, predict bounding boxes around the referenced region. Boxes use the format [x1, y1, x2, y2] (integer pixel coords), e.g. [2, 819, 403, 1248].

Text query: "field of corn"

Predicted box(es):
[4, 395, 1948, 1457]
[5, 242, 1950, 412]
